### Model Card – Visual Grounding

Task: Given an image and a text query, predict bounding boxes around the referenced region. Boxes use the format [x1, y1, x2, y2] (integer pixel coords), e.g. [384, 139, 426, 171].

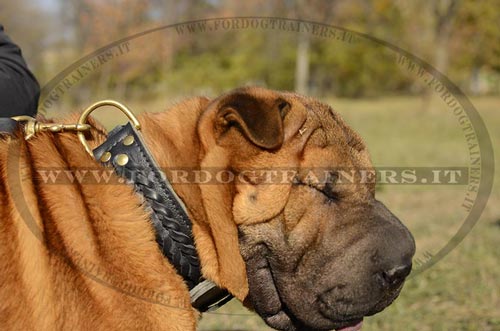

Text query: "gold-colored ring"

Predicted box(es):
[77, 100, 141, 156]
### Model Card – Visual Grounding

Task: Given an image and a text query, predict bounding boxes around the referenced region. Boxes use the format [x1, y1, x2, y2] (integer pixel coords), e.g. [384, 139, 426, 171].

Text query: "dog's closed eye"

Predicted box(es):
[315, 175, 340, 203]
[295, 171, 340, 203]
[319, 180, 340, 202]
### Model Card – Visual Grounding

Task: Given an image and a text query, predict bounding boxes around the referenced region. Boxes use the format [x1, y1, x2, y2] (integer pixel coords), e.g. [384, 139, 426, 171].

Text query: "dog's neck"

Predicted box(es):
[137, 98, 249, 301]
[138, 101, 208, 233]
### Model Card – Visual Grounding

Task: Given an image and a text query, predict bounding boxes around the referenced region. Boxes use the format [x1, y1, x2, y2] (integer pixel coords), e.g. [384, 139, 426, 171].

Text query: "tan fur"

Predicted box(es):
[0, 114, 197, 330]
[0, 92, 256, 330]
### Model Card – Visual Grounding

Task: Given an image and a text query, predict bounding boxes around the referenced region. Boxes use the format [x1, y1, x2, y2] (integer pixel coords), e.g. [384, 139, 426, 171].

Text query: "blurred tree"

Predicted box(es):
[309, 0, 409, 97]
[432, 0, 461, 75]
[451, 0, 500, 94]
[57, 0, 167, 101]
[395, 0, 463, 106]
[421, 0, 461, 109]
[292, 0, 338, 94]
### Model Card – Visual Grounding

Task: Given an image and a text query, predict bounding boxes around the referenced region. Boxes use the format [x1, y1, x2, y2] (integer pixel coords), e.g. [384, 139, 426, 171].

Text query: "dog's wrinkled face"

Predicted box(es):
[208, 87, 415, 331]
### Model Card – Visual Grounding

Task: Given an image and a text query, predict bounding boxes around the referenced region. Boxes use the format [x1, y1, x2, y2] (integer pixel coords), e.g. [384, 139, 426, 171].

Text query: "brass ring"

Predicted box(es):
[77, 100, 141, 156]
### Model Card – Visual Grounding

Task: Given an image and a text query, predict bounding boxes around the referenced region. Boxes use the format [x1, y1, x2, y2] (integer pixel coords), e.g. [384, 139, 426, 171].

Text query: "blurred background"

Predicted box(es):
[2, 0, 500, 100]
[1, 0, 498, 330]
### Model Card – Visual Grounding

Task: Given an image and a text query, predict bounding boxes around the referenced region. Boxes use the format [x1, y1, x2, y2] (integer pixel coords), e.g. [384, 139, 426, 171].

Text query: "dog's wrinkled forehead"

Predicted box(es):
[282, 91, 367, 154]
[280, 91, 375, 196]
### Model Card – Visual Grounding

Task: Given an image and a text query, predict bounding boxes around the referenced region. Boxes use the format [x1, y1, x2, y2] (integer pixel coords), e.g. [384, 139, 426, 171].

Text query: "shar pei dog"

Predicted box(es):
[0, 87, 415, 331]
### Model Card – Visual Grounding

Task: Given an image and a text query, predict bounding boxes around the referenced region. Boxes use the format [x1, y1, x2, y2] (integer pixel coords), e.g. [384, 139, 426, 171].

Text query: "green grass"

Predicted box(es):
[51, 96, 500, 330]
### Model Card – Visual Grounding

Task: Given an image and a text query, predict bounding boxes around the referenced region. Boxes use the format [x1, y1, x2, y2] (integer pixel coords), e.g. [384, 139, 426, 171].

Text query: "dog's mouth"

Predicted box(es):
[335, 320, 364, 331]
[263, 312, 363, 331]
[244, 252, 367, 331]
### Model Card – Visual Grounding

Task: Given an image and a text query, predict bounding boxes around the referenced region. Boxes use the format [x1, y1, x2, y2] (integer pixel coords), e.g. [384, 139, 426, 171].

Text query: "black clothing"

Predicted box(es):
[0, 24, 40, 117]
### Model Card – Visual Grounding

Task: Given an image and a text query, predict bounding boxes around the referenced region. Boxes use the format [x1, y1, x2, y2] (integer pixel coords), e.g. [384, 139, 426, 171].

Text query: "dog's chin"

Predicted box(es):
[245, 292, 321, 331]
[251, 280, 404, 331]
[246, 291, 365, 331]
[244, 259, 367, 331]
[260, 309, 364, 331]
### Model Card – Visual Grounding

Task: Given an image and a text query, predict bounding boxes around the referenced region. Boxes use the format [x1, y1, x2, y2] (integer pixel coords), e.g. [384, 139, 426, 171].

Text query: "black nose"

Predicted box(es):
[378, 264, 412, 288]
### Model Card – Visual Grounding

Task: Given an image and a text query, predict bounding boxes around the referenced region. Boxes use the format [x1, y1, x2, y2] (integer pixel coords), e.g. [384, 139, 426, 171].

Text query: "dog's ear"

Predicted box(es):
[216, 91, 288, 150]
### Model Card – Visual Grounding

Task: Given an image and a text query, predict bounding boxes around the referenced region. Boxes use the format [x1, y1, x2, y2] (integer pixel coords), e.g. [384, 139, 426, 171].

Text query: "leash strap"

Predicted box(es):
[93, 123, 233, 312]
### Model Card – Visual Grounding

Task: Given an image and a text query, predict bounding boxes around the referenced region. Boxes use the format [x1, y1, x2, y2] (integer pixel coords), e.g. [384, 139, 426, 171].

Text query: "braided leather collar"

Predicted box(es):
[93, 123, 232, 312]
[1, 116, 233, 311]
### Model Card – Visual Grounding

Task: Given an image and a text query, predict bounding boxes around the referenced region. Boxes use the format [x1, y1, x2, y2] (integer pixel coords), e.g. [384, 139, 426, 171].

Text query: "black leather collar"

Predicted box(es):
[2, 118, 233, 312]
[93, 122, 233, 312]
